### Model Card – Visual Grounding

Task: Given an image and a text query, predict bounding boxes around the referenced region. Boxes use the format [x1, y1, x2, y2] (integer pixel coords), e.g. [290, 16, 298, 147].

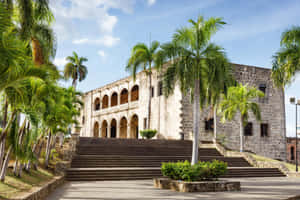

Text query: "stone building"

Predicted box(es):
[286, 137, 300, 163]
[77, 63, 286, 161]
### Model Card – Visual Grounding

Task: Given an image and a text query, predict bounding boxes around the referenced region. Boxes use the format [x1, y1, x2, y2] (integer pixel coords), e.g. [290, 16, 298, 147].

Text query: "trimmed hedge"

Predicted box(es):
[140, 129, 157, 139]
[161, 160, 227, 182]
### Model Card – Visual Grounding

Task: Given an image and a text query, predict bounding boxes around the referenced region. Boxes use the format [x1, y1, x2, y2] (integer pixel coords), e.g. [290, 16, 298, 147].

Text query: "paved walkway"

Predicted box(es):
[47, 177, 300, 200]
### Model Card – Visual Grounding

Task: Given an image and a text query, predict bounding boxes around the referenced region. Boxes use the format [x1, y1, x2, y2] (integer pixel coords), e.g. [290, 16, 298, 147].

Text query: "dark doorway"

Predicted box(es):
[111, 119, 117, 138]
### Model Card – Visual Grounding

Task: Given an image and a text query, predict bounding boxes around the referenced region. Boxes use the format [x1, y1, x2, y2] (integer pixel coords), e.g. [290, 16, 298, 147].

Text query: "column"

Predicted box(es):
[116, 123, 120, 138]
[127, 124, 131, 138]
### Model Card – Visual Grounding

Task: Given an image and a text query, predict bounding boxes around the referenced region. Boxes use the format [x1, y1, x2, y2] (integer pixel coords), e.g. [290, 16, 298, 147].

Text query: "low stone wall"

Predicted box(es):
[154, 178, 240, 192]
[9, 176, 64, 200]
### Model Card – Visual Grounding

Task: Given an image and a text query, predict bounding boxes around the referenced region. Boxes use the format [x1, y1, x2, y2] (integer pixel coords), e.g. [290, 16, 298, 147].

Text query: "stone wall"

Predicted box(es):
[286, 137, 300, 163]
[181, 64, 286, 160]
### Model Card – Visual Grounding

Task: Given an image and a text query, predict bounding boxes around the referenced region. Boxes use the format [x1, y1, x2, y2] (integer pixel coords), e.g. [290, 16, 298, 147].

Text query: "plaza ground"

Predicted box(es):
[46, 177, 300, 200]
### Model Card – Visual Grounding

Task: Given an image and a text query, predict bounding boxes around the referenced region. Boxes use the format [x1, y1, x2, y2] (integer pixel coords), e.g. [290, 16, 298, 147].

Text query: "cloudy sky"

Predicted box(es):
[50, 0, 300, 137]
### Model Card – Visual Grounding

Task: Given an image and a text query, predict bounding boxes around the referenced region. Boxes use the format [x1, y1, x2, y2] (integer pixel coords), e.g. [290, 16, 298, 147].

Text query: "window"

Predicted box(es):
[158, 81, 163, 96]
[94, 98, 100, 110]
[143, 118, 147, 129]
[260, 123, 269, 137]
[205, 118, 214, 131]
[151, 86, 154, 98]
[258, 84, 267, 103]
[82, 116, 85, 124]
[244, 122, 253, 136]
[291, 146, 295, 161]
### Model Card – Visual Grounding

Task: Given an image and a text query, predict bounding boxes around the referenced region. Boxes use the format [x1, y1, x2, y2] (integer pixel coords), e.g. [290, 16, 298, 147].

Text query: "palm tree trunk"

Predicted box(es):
[213, 105, 217, 143]
[13, 119, 26, 175]
[0, 145, 12, 182]
[239, 115, 244, 152]
[191, 79, 200, 165]
[34, 139, 44, 170]
[45, 131, 52, 168]
[147, 72, 152, 129]
[72, 78, 77, 90]
[0, 98, 8, 170]
[0, 109, 16, 143]
[25, 142, 37, 171]
[31, 37, 43, 66]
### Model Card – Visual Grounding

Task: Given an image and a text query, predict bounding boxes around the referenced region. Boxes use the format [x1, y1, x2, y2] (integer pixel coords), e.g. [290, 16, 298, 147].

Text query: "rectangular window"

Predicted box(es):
[244, 122, 253, 136]
[151, 86, 154, 98]
[82, 116, 85, 124]
[258, 84, 267, 103]
[205, 118, 214, 131]
[143, 118, 147, 129]
[158, 81, 163, 96]
[261, 123, 269, 137]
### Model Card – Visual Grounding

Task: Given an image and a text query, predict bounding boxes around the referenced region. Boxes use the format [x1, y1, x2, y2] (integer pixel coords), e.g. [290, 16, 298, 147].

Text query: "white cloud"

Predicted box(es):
[54, 57, 67, 67]
[72, 35, 120, 47]
[147, 0, 156, 6]
[97, 50, 107, 58]
[99, 15, 118, 33]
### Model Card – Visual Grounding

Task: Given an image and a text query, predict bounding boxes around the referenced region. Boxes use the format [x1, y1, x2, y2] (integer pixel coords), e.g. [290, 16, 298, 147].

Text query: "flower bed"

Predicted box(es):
[155, 160, 240, 192]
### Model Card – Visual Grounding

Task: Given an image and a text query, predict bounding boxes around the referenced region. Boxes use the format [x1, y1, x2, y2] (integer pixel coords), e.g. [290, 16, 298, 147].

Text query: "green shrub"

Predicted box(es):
[161, 160, 227, 181]
[139, 129, 157, 139]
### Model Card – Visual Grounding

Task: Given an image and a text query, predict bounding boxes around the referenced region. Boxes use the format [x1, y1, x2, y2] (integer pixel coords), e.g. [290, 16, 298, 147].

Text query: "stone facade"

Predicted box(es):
[286, 137, 300, 163]
[77, 63, 286, 161]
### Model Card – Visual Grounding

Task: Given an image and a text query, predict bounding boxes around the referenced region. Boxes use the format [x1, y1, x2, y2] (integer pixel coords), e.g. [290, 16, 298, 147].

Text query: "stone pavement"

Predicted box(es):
[46, 177, 300, 200]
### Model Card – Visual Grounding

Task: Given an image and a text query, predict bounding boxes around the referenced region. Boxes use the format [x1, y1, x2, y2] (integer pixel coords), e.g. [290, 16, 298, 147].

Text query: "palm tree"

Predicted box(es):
[15, 0, 56, 66]
[64, 51, 88, 89]
[206, 57, 235, 142]
[162, 16, 226, 164]
[219, 84, 264, 152]
[272, 26, 300, 88]
[126, 41, 160, 129]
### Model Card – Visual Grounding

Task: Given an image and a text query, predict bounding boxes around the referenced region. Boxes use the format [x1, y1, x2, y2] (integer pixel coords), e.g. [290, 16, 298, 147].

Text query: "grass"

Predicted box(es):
[0, 166, 54, 199]
[250, 153, 298, 172]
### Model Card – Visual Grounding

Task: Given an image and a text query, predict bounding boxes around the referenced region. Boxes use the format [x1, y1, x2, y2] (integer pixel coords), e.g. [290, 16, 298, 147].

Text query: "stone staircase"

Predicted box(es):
[66, 137, 285, 181]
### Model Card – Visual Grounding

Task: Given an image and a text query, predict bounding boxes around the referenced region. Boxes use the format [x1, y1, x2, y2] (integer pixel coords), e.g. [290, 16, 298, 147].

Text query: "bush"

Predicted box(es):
[139, 129, 157, 139]
[161, 160, 227, 181]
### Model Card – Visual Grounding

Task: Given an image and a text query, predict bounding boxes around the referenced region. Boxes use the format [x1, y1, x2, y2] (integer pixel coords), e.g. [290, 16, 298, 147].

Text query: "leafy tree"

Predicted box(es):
[219, 84, 264, 152]
[161, 16, 226, 164]
[126, 41, 160, 129]
[64, 51, 88, 89]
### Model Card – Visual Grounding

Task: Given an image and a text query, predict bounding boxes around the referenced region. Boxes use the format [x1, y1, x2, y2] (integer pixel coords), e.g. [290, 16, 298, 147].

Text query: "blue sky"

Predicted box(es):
[50, 0, 300, 137]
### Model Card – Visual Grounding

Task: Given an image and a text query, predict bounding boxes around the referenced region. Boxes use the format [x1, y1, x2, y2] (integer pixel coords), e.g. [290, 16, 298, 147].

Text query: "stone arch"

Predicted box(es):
[101, 120, 108, 138]
[111, 92, 118, 107]
[131, 85, 139, 101]
[94, 97, 100, 110]
[120, 89, 128, 104]
[93, 121, 99, 137]
[120, 117, 128, 138]
[110, 118, 117, 138]
[102, 95, 108, 109]
[130, 114, 139, 139]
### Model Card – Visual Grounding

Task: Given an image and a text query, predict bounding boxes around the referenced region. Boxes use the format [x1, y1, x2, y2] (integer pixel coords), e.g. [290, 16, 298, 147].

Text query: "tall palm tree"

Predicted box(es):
[126, 41, 160, 129]
[219, 84, 264, 152]
[64, 51, 88, 89]
[162, 16, 226, 164]
[206, 57, 235, 142]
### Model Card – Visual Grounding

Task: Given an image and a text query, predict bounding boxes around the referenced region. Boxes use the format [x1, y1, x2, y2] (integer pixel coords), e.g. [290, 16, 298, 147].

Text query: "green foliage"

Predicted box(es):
[139, 129, 157, 139]
[219, 84, 264, 125]
[161, 160, 227, 181]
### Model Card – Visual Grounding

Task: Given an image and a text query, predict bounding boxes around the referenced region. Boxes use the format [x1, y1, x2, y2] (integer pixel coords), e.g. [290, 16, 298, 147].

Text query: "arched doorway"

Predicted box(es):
[93, 122, 99, 137]
[101, 120, 108, 138]
[94, 98, 100, 110]
[110, 119, 117, 138]
[131, 85, 139, 101]
[291, 146, 295, 161]
[111, 92, 118, 107]
[120, 117, 127, 138]
[102, 95, 108, 109]
[130, 114, 139, 139]
[120, 89, 128, 104]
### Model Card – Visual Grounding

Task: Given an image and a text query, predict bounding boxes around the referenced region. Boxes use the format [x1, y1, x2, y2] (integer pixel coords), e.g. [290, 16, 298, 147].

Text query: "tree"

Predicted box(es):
[272, 26, 300, 88]
[162, 16, 226, 164]
[205, 57, 235, 142]
[126, 41, 160, 129]
[219, 84, 264, 152]
[15, 0, 56, 66]
[64, 51, 88, 89]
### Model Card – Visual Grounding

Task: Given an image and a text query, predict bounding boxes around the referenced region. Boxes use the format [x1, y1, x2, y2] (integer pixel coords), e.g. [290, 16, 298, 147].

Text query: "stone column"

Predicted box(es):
[127, 124, 131, 138]
[108, 124, 111, 138]
[116, 123, 120, 138]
